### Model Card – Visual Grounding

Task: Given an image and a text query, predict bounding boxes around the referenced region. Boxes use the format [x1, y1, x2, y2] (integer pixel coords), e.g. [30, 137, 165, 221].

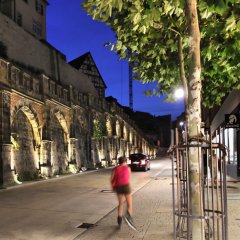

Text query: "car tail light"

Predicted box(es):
[140, 160, 146, 165]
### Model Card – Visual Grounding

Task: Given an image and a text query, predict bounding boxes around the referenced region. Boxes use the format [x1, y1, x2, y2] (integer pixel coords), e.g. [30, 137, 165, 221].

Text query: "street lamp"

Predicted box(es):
[174, 88, 184, 99]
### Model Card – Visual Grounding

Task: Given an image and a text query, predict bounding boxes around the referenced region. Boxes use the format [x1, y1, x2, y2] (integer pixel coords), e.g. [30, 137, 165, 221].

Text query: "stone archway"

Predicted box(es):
[123, 124, 128, 141]
[116, 120, 121, 138]
[106, 116, 112, 137]
[11, 104, 41, 148]
[54, 110, 69, 143]
[50, 110, 69, 175]
[11, 105, 41, 181]
[77, 114, 88, 168]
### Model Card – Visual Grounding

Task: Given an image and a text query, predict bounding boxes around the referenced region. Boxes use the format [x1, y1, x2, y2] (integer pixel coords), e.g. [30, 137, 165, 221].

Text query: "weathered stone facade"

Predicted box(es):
[0, 8, 155, 187]
[0, 57, 155, 186]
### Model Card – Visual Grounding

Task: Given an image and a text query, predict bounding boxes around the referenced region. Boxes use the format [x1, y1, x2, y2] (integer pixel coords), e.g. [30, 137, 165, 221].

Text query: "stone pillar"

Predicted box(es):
[68, 138, 78, 173]
[0, 92, 11, 143]
[69, 138, 77, 164]
[112, 136, 118, 165]
[40, 140, 53, 177]
[1, 144, 14, 186]
[102, 136, 110, 167]
[84, 134, 91, 168]
[120, 138, 125, 157]
[89, 138, 97, 169]
[108, 138, 113, 163]
[0, 91, 12, 186]
[126, 142, 130, 157]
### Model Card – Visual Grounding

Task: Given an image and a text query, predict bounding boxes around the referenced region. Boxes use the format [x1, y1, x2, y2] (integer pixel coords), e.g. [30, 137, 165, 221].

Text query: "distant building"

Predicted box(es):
[202, 90, 240, 178]
[69, 52, 107, 98]
[173, 92, 240, 178]
[120, 105, 172, 156]
[0, 0, 48, 39]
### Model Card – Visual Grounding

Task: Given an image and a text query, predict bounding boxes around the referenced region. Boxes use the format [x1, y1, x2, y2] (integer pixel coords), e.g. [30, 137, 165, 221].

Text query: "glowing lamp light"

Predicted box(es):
[175, 88, 184, 99]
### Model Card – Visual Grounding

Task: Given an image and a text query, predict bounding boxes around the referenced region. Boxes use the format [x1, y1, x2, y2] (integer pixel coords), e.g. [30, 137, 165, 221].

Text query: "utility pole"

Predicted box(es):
[129, 64, 133, 110]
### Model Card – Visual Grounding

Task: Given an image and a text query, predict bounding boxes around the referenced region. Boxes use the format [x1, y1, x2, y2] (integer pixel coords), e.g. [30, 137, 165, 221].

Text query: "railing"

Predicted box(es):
[170, 128, 228, 239]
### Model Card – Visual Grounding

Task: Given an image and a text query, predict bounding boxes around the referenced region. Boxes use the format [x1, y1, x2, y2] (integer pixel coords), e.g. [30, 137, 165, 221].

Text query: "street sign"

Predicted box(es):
[225, 113, 240, 128]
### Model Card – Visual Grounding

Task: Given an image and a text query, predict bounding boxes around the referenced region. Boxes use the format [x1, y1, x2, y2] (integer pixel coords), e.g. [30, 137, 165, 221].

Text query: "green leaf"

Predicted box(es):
[82, 0, 240, 108]
[117, 0, 123, 11]
[225, 14, 236, 31]
[133, 12, 142, 25]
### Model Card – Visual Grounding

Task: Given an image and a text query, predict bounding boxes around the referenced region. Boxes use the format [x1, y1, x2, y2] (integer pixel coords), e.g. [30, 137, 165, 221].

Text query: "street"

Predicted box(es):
[0, 158, 172, 240]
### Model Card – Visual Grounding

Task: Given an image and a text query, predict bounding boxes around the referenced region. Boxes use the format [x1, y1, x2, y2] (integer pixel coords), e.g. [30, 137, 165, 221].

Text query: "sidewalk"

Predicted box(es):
[74, 175, 240, 240]
[74, 176, 173, 240]
[226, 176, 240, 240]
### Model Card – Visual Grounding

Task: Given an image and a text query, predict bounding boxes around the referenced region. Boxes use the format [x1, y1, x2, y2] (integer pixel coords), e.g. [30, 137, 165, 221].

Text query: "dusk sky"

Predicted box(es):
[46, 0, 184, 120]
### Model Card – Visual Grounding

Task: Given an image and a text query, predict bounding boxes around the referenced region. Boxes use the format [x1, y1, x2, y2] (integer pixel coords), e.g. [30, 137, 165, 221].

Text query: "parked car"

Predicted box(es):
[129, 153, 150, 171]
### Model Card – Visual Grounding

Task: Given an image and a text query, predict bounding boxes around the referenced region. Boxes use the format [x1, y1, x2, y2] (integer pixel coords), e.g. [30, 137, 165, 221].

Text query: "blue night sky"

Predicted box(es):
[46, 0, 184, 120]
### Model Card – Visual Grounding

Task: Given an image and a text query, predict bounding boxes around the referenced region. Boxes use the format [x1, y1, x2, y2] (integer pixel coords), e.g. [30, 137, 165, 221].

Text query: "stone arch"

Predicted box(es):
[133, 130, 137, 146]
[11, 107, 40, 179]
[106, 115, 112, 137]
[116, 120, 121, 137]
[92, 111, 106, 140]
[53, 109, 69, 143]
[49, 110, 69, 175]
[76, 111, 88, 167]
[11, 103, 41, 147]
[77, 113, 88, 133]
[129, 129, 133, 144]
[123, 122, 128, 140]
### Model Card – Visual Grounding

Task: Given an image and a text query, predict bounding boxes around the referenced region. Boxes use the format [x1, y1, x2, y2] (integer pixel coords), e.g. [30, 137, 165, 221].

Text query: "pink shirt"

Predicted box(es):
[114, 165, 130, 186]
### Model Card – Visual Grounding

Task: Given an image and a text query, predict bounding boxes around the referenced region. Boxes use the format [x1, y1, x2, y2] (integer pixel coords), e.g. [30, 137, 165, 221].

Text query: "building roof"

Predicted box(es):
[69, 52, 107, 89]
[43, 0, 49, 5]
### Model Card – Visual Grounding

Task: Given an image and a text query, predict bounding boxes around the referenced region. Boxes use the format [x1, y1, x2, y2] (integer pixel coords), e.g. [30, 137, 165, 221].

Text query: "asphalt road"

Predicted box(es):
[0, 158, 172, 240]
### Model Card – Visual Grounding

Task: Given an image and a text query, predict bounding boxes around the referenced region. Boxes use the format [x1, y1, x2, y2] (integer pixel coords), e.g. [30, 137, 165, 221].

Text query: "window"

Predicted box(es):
[35, 0, 44, 15]
[33, 20, 42, 36]
[16, 13, 22, 26]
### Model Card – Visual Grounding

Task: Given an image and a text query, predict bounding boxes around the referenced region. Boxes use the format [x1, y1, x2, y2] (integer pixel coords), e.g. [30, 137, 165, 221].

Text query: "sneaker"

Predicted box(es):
[124, 213, 137, 232]
[117, 216, 122, 229]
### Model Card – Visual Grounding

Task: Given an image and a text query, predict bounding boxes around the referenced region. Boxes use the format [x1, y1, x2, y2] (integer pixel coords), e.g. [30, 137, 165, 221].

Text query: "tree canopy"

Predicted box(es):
[82, 0, 240, 108]
[82, 2, 239, 237]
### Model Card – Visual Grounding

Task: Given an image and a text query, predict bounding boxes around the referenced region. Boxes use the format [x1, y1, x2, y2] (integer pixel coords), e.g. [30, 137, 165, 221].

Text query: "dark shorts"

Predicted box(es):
[115, 184, 131, 194]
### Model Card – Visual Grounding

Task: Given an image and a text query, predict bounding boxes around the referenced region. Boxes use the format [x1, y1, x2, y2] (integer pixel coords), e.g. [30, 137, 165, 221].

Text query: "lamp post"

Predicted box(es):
[174, 88, 184, 99]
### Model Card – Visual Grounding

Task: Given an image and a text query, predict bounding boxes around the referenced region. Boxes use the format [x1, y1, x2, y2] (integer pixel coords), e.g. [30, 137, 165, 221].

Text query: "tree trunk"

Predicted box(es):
[186, 0, 204, 239]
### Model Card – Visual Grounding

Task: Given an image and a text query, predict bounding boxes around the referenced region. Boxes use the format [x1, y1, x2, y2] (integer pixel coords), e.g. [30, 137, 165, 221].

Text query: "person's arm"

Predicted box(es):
[111, 169, 115, 182]
[110, 169, 116, 190]
[128, 166, 131, 179]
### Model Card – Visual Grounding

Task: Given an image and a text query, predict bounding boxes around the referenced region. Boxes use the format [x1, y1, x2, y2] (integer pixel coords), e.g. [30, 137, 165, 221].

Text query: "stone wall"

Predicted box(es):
[0, 10, 155, 186]
[0, 57, 155, 186]
[0, 12, 98, 96]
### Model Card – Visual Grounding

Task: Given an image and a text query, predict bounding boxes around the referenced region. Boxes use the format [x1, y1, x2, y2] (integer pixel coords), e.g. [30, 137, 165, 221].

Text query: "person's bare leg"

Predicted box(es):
[124, 193, 137, 231]
[117, 194, 124, 217]
[125, 193, 133, 216]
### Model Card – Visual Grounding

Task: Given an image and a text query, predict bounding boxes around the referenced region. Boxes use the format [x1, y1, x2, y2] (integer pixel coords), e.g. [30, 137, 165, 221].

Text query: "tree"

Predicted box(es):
[82, 0, 240, 238]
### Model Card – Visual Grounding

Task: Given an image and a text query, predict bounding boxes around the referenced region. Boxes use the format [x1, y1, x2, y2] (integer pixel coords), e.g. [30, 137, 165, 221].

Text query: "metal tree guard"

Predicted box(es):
[170, 128, 228, 239]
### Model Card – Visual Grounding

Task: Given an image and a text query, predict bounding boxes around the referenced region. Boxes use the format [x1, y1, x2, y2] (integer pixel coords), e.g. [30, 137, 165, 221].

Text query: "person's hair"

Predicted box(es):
[118, 156, 127, 165]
